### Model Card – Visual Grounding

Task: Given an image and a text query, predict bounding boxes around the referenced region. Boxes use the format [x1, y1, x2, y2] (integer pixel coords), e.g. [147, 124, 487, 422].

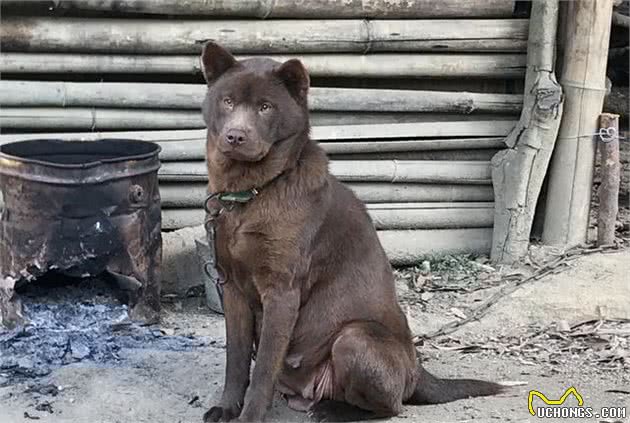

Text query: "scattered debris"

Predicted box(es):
[35, 402, 54, 414]
[24, 383, 59, 397]
[450, 307, 468, 320]
[188, 394, 201, 407]
[428, 319, 630, 371]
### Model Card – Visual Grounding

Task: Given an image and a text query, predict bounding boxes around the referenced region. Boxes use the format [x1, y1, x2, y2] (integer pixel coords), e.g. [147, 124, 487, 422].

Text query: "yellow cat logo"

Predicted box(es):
[528, 387, 584, 416]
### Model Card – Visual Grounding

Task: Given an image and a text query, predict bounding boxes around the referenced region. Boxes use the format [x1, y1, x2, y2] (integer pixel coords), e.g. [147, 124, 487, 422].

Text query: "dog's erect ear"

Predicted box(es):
[200, 41, 238, 85]
[275, 59, 310, 102]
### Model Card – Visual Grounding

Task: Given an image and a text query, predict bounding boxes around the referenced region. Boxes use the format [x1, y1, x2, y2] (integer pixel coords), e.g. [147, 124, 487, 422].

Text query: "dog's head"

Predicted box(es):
[200, 42, 310, 162]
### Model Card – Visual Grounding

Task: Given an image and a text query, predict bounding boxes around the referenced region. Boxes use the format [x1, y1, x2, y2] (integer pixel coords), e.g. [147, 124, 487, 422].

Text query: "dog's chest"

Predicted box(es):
[214, 213, 268, 296]
[216, 213, 262, 260]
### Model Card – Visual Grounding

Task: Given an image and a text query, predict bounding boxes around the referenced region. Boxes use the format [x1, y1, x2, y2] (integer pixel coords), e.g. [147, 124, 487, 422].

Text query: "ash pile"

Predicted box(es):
[0, 276, 207, 386]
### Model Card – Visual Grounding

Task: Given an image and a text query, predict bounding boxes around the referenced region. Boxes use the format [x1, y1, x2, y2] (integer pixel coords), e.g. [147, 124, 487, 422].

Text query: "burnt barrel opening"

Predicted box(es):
[0, 139, 163, 329]
[0, 139, 159, 167]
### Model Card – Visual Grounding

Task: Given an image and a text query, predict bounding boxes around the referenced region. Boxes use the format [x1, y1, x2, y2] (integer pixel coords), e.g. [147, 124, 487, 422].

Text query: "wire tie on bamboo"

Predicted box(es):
[598, 127, 622, 143]
[557, 131, 626, 142]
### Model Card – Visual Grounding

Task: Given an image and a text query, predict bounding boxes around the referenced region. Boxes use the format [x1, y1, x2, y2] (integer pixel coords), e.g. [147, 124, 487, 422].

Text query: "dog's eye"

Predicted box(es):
[223, 98, 233, 108]
[260, 103, 271, 112]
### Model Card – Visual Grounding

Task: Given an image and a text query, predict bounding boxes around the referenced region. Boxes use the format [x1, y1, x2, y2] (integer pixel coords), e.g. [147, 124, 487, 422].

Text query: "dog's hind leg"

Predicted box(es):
[311, 321, 416, 421]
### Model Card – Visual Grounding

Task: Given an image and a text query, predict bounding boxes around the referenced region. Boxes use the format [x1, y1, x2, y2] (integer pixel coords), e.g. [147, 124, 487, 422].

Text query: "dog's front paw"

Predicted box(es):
[203, 404, 240, 422]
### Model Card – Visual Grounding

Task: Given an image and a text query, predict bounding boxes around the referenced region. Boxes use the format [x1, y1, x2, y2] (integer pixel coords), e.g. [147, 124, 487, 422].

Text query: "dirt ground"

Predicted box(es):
[1, 247, 628, 423]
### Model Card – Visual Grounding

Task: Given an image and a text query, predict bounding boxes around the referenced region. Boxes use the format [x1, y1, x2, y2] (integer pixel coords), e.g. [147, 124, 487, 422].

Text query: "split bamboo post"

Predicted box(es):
[44, 0, 516, 18]
[0, 17, 529, 53]
[597, 113, 621, 246]
[490, 0, 564, 264]
[0, 53, 527, 79]
[0, 81, 523, 114]
[543, 0, 614, 247]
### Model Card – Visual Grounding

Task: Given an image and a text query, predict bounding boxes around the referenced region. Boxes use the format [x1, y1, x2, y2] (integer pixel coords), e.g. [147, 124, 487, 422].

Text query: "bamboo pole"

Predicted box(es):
[0, 133, 505, 161]
[158, 224, 492, 267]
[597, 113, 621, 246]
[159, 182, 493, 207]
[320, 139, 506, 153]
[0, 108, 203, 130]
[329, 150, 499, 161]
[489, 0, 564, 264]
[379, 228, 492, 265]
[2, 108, 512, 129]
[543, 0, 614, 247]
[0, 107, 513, 132]
[0, 122, 514, 143]
[314, 120, 517, 140]
[157, 160, 492, 184]
[0, 18, 529, 54]
[0, 193, 493, 229]
[0, 81, 523, 114]
[0, 53, 527, 79]
[0, 187, 496, 212]
[161, 203, 494, 231]
[45, 0, 516, 18]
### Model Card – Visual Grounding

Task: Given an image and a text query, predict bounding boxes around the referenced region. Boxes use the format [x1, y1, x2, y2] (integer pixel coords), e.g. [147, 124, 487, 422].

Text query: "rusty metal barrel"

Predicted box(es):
[0, 139, 162, 328]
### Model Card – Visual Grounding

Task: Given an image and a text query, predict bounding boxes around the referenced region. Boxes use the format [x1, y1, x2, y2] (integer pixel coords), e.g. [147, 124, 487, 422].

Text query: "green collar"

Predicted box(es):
[204, 188, 259, 218]
[216, 188, 259, 204]
[204, 171, 286, 220]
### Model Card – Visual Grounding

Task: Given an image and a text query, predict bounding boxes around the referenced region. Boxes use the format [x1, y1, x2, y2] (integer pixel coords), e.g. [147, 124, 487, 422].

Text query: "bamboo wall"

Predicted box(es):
[0, 0, 528, 263]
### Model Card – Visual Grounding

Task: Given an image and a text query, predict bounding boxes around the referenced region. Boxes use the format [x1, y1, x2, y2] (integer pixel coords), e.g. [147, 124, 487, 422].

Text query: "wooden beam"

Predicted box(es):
[597, 113, 621, 246]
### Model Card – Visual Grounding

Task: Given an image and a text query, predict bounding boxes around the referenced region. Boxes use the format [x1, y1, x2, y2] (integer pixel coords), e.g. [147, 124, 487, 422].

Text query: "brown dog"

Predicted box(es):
[200, 42, 503, 422]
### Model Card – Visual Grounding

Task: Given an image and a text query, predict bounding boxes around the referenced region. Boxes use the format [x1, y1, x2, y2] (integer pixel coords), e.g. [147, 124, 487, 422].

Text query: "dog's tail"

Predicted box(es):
[406, 363, 505, 405]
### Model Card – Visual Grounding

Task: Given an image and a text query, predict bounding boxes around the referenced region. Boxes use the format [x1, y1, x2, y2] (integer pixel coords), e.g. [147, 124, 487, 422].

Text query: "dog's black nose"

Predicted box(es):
[225, 129, 248, 145]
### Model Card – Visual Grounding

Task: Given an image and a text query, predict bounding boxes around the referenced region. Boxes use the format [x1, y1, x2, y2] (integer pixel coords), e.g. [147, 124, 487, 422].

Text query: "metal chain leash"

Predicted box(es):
[415, 243, 623, 343]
